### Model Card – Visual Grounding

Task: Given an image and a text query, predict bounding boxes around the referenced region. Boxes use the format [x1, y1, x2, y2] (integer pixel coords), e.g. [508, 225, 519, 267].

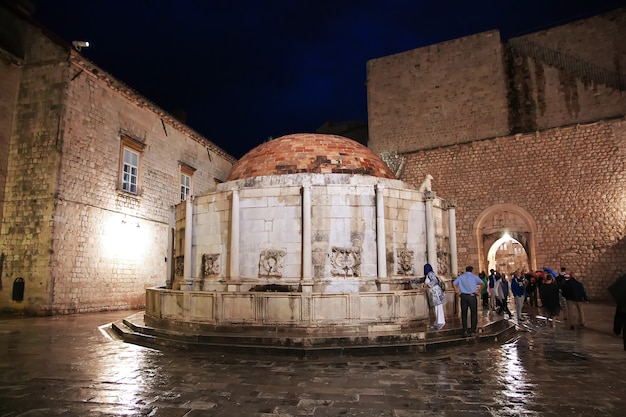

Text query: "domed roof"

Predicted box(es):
[227, 133, 396, 181]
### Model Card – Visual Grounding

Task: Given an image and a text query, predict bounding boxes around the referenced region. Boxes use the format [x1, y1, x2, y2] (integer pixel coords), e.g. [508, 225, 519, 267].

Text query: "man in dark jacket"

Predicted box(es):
[561, 272, 589, 330]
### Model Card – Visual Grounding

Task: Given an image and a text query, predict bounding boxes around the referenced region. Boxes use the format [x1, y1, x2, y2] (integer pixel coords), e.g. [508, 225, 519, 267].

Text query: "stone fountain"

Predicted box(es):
[142, 133, 459, 335]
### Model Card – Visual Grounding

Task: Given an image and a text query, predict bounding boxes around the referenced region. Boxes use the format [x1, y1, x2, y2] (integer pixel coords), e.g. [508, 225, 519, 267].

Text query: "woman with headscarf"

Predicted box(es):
[423, 263, 446, 330]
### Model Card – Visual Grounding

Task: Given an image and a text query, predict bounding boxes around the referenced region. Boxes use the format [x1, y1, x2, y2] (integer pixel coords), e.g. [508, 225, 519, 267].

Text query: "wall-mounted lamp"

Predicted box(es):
[72, 40, 90, 51]
[121, 219, 140, 228]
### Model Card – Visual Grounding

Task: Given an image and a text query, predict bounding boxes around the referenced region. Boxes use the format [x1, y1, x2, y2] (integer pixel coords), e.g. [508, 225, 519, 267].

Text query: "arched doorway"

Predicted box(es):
[488, 233, 529, 274]
[473, 204, 537, 276]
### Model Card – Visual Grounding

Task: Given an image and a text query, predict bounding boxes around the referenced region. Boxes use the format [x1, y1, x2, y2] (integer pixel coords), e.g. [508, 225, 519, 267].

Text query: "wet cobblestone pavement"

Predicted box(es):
[1, 303, 624, 416]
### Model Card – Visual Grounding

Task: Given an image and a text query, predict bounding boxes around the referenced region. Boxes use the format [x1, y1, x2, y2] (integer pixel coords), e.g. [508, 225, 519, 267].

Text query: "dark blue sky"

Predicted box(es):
[31, 0, 623, 158]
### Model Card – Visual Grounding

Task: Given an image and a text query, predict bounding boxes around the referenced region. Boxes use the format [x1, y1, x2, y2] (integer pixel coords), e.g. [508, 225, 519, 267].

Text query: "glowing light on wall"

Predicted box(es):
[102, 215, 150, 262]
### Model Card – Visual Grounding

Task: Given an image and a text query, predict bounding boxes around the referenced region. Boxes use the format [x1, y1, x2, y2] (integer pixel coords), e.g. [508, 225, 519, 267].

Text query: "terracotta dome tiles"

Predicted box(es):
[227, 133, 395, 181]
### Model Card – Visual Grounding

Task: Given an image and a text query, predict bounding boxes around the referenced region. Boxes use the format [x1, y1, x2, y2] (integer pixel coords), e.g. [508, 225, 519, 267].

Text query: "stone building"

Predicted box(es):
[367, 8, 626, 299]
[0, 3, 235, 314]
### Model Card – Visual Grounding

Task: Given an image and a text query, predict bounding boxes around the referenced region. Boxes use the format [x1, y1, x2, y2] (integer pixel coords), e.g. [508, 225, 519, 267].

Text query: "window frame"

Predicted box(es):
[118, 136, 145, 195]
[179, 162, 196, 202]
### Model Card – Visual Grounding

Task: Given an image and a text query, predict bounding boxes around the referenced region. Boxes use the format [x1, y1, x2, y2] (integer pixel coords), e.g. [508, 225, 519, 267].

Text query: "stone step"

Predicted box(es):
[111, 313, 517, 357]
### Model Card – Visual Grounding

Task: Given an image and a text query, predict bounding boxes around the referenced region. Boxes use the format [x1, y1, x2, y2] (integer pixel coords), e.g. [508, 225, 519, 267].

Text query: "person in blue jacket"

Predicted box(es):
[511, 269, 526, 323]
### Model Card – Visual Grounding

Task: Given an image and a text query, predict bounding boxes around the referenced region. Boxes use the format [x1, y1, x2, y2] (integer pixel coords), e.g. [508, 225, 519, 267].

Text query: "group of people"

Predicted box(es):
[485, 269, 514, 318]
[464, 266, 591, 334]
[528, 267, 590, 329]
[421, 264, 625, 351]
[484, 267, 589, 329]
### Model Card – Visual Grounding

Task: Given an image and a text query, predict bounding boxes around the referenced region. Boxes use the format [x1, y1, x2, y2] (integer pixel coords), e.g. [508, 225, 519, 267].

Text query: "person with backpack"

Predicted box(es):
[423, 263, 446, 330]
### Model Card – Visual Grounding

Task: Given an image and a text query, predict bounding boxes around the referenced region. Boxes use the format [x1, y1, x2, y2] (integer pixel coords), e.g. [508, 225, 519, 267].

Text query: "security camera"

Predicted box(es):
[72, 40, 90, 51]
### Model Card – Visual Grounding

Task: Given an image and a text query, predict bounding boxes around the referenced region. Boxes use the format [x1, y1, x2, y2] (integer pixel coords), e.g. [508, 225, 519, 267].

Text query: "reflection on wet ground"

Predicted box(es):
[0, 303, 624, 416]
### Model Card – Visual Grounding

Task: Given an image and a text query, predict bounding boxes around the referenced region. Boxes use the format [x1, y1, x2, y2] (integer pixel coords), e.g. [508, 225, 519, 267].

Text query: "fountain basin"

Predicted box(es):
[145, 286, 455, 331]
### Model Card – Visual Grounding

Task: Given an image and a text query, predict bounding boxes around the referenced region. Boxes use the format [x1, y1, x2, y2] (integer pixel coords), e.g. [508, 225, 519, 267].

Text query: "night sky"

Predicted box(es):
[30, 0, 623, 158]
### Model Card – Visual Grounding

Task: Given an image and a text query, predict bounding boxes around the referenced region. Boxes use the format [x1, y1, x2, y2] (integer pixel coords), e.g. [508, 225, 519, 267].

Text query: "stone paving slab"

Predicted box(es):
[0, 302, 624, 416]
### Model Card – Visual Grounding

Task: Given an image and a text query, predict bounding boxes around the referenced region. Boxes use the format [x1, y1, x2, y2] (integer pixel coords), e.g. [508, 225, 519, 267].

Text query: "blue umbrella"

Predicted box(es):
[542, 267, 558, 277]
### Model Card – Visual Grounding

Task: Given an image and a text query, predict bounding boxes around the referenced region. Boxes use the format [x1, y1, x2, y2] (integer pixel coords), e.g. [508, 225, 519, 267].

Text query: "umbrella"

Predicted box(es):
[542, 267, 558, 277]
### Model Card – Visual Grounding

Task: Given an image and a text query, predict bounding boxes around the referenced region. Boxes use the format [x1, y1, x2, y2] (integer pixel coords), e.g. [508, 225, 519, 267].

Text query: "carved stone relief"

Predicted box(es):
[330, 246, 361, 277]
[259, 249, 286, 277]
[202, 254, 220, 277]
[174, 255, 184, 277]
[436, 236, 450, 276]
[396, 249, 414, 275]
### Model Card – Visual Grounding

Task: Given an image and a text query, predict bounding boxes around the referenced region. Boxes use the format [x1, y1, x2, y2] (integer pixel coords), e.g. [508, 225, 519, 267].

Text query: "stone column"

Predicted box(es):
[424, 191, 437, 273]
[229, 188, 240, 287]
[376, 184, 387, 279]
[301, 183, 313, 293]
[183, 196, 194, 290]
[447, 202, 458, 277]
[445, 200, 459, 317]
[166, 205, 175, 289]
[528, 231, 537, 272]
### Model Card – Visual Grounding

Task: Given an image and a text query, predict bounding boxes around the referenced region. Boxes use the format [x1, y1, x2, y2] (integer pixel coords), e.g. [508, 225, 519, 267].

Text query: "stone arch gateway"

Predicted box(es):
[473, 204, 538, 274]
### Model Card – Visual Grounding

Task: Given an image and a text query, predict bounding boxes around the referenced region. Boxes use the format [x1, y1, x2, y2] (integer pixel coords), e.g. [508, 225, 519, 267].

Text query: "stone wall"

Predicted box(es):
[367, 30, 510, 154]
[0, 11, 234, 314]
[0, 21, 67, 313]
[367, 8, 626, 300]
[367, 8, 626, 155]
[402, 120, 626, 299]
[0, 59, 20, 241]
[507, 8, 626, 133]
